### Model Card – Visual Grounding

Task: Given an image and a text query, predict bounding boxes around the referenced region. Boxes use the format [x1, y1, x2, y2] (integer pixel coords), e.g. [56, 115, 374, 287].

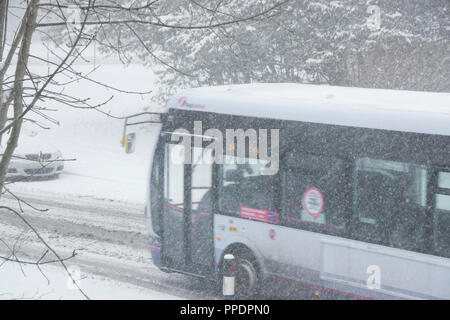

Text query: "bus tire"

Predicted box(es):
[220, 248, 260, 299]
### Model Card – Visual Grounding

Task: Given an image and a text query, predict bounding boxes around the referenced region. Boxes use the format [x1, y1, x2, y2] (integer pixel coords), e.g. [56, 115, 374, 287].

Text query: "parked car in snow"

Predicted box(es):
[1, 130, 64, 180]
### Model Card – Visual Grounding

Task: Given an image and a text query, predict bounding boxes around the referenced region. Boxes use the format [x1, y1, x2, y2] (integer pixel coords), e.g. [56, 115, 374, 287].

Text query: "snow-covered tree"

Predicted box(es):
[100, 0, 449, 104]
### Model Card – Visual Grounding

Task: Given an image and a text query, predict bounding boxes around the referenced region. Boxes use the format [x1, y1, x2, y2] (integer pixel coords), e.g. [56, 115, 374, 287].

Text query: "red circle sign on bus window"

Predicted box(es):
[301, 187, 324, 219]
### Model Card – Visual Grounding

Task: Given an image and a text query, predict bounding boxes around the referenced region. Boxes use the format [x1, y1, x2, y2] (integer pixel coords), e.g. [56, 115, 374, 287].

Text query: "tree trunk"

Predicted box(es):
[0, 0, 39, 191]
[0, 0, 7, 142]
[0, 0, 7, 61]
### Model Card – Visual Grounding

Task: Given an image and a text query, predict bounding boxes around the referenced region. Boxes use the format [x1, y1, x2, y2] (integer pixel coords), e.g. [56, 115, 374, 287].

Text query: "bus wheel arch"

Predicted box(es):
[219, 243, 262, 298]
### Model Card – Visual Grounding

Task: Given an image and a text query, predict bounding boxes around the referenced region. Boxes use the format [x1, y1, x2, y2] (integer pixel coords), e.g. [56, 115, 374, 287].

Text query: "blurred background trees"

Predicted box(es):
[93, 0, 449, 104]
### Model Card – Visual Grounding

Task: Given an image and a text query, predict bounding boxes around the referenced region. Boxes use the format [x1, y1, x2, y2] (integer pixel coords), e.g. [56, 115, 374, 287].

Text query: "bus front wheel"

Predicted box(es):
[220, 250, 260, 299]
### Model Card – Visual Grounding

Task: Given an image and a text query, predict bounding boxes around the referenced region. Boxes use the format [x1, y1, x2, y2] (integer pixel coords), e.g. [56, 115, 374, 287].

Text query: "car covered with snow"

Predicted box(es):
[1, 130, 64, 180]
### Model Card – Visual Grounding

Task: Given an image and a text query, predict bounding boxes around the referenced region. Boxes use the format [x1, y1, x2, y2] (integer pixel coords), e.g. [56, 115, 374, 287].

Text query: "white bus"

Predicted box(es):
[143, 83, 450, 299]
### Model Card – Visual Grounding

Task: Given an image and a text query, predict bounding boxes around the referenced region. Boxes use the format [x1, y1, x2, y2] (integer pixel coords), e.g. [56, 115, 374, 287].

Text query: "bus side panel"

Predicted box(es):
[213, 214, 383, 299]
[320, 240, 450, 299]
[213, 214, 271, 273]
[240, 220, 450, 299]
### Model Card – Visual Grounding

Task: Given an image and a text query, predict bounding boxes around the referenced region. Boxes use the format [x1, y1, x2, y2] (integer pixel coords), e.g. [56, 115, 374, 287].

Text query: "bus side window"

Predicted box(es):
[218, 155, 277, 218]
[352, 158, 428, 251]
[434, 171, 450, 258]
[282, 153, 348, 232]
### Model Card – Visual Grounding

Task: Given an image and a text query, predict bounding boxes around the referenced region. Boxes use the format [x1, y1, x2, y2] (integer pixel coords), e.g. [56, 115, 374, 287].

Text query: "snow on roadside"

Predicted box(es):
[2, 48, 172, 299]
[0, 262, 182, 300]
[8, 63, 161, 204]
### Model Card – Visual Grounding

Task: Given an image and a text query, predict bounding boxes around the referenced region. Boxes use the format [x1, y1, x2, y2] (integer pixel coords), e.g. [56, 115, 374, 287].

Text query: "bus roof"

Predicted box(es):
[167, 83, 450, 137]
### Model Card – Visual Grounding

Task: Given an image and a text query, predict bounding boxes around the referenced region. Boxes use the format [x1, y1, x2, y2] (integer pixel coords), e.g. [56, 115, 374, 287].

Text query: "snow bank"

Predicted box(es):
[0, 262, 181, 300]
[8, 62, 160, 204]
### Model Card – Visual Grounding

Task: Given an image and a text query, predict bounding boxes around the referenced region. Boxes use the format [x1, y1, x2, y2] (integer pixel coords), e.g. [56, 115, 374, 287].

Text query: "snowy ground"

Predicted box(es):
[0, 263, 180, 300]
[0, 55, 216, 299]
[8, 62, 162, 204]
[0, 188, 217, 300]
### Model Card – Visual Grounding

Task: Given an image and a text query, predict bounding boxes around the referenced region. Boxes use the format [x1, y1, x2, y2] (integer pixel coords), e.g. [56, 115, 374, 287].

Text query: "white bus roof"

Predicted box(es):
[167, 83, 450, 136]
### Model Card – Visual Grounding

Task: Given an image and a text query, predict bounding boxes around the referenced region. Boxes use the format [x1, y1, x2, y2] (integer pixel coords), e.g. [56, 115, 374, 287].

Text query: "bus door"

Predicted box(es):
[161, 132, 215, 277]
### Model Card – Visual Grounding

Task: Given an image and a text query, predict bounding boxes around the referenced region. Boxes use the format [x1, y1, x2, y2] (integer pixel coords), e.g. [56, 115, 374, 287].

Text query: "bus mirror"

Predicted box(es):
[124, 132, 136, 154]
[121, 112, 163, 153]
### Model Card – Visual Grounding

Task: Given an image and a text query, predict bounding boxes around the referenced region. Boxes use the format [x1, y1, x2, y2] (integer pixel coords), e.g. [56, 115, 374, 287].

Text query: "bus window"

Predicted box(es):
[165, 144, 185, 209]
[282, 153, 348, 232]
[353, 158, 427, 251]
[192, 147, 213, 212]
[191, 147, 213, 267]
[438, 172, 450, 189]
[434, 171, 450, 258]
[162, 143, 185, 265]
[218, 155, 277, 219]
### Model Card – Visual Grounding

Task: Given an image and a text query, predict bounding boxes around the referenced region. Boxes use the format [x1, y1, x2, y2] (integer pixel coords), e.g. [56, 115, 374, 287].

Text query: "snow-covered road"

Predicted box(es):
[0, 191, 218, 299]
